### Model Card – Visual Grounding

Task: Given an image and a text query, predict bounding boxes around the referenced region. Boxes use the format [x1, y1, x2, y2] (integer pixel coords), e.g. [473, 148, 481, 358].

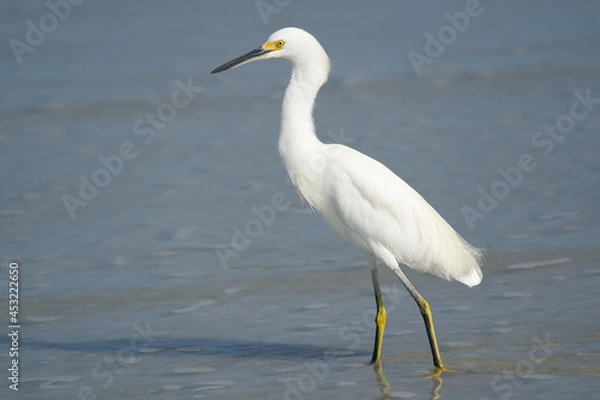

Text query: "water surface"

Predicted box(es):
[1, 0, 599, 399]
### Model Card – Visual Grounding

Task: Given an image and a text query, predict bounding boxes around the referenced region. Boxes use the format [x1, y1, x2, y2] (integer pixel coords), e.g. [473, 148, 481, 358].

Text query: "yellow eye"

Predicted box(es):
[275, 40, 285, 48]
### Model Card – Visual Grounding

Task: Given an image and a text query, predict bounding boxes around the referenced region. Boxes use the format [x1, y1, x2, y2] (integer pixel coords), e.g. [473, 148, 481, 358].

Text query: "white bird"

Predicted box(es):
[212, 27, 483, 372]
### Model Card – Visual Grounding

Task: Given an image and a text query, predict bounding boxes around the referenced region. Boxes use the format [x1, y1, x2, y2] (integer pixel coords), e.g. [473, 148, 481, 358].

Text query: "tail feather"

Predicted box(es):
[455, 239, 484, 287]
[457, 266, 482, 287]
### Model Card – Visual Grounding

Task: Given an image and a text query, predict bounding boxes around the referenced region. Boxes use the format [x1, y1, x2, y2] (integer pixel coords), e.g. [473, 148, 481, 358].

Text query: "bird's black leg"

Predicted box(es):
[393, 266, 445, 372]
[368, 258, 387, 365]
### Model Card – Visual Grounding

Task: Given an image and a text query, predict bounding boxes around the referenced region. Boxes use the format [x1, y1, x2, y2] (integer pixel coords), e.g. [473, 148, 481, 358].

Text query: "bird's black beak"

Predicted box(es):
[211, 47, 271, 74]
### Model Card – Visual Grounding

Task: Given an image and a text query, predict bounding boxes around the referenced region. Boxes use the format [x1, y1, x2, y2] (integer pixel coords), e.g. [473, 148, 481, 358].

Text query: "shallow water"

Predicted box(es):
[1, 0, 600, 399]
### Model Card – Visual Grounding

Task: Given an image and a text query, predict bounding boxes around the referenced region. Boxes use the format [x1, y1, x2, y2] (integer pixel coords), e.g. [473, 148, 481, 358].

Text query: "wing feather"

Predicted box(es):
[318, 144, 482, 286]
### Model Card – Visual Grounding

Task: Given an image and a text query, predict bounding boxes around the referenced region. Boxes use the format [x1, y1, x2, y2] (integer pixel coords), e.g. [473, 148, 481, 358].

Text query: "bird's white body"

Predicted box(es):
[289, 142, 482, 286]
[273, 28, 482, 287]
[212, 26, 482, 368]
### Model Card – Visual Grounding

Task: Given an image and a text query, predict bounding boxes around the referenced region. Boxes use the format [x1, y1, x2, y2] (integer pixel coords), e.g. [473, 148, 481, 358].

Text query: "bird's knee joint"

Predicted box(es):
[418, 298, 430, 315]
[375, 306, 387, 324]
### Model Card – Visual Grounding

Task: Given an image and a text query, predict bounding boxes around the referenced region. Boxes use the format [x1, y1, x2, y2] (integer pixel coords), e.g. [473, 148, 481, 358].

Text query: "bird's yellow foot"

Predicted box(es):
[424, 365, 461, 379]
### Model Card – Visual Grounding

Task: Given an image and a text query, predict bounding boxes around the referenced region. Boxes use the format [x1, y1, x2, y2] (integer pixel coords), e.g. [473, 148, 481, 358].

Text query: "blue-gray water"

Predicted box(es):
[1, 0, 600, 399]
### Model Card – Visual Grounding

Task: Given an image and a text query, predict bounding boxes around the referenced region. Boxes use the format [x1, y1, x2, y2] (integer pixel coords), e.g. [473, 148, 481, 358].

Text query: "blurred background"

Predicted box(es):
[1, 0, 599, 398]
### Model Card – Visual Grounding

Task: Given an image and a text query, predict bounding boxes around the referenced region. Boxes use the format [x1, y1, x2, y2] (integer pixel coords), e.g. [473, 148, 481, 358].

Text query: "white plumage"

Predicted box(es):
[212, 27, 483, 370]
[317, 144, 482, 286]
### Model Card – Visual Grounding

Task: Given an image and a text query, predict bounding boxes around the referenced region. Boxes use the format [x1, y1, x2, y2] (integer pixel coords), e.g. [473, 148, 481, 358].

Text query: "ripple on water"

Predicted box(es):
[176, 347, 204, 353]
[387, 329, 414, 336]
[139, 347, 163, 353]
[324, 349, 355, 357]
[193, 386, 226, 392]
[502, 292, 533, 298]
[276, 377, 299, 383]
[200, 380, 235, 386]
[507, 257, 570, 270]
[173, 367, 214, 374]
[193, 380, 235, 391]
[122, 356, 142, 365]
[275, 367, 300, 373]
[536, 211, 579, 221]
[36, 376, 83, 390]
[344, 363, 366, 369]
[163, 384, 183, 391]
[523, 374, 557, 380]
[583, 269, 600, 274]
[443, 341, 475, 348]
[451, 305, 473, 311]
[171, 299, 216, 314]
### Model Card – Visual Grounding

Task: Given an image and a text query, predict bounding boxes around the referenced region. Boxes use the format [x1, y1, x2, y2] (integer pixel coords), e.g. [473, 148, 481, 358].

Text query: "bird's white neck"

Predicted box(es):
[278, 62, 327, 185]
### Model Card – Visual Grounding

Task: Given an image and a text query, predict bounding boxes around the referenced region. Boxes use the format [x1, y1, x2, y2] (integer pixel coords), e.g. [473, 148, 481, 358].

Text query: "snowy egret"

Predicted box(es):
[211, 27, 483, 371]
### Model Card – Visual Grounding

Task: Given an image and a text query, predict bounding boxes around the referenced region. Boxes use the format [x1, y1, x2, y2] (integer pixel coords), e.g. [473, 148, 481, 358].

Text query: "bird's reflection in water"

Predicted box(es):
[373, 363, 443, 400]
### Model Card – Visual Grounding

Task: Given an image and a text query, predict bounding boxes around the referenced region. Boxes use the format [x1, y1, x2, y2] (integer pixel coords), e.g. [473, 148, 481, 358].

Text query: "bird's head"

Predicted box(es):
[211, 27, 330, 83]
